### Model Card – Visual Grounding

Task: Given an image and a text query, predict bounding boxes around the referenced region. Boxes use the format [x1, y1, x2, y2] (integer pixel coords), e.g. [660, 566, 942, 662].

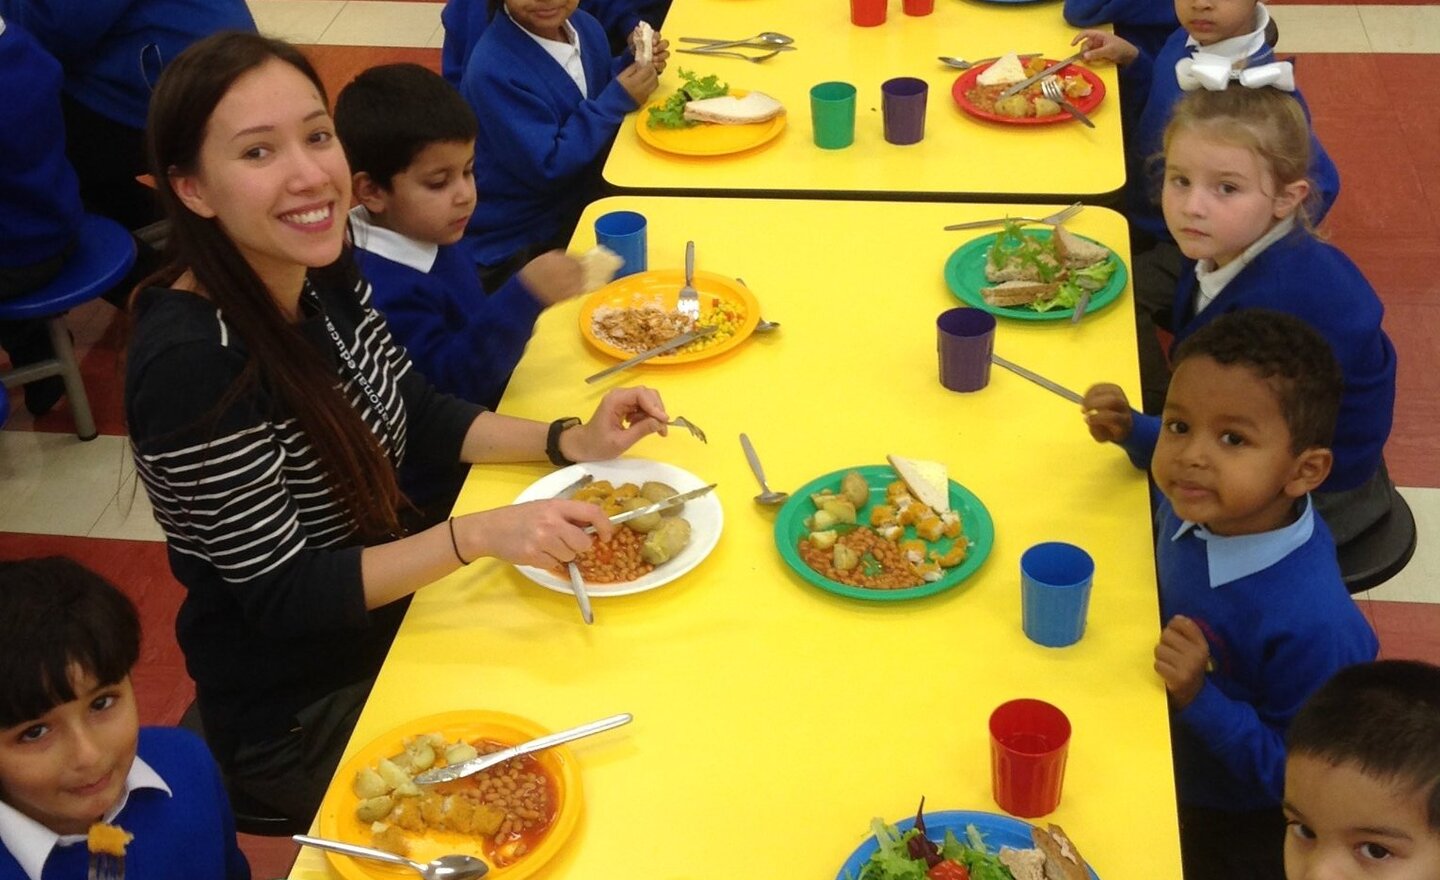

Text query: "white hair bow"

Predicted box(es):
[1176, 54, 1295, 92]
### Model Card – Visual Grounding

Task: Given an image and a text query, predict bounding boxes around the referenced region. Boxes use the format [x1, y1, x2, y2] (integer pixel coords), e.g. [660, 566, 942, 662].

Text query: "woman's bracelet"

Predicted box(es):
[448, 517, 471, 565]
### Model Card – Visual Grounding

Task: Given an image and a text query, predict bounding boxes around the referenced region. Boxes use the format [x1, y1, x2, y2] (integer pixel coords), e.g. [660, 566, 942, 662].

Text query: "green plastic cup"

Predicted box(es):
[810, 81, 857, 150]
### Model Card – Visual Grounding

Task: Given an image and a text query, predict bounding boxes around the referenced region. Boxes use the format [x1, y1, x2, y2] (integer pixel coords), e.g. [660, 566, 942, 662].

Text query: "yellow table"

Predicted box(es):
[290, 197, 1178, 880]
[604, 0, 1126, 199]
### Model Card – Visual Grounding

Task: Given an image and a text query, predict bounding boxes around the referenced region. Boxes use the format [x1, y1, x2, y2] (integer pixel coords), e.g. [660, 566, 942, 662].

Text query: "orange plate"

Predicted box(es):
[635, 89, 787, 156]
[579, 270, 761, 365]
[317, 710, 582, 880]
[951, 62, 1106, 125]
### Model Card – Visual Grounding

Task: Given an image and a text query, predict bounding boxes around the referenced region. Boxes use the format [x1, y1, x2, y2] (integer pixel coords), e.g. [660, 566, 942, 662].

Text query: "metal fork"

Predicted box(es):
[677, 241, 700, 320]
[943, 201, 1083, 232]
[667, 416, 707, 442]
[88, 853, 124, 880]
[676, 47, 784, 63]
[1041, 78, 1095, 128]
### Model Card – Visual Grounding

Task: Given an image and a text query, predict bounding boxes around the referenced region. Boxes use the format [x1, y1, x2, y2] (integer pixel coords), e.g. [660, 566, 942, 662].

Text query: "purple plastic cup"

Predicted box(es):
[937, 308, 996, 392]
[882, 77, 929, 145]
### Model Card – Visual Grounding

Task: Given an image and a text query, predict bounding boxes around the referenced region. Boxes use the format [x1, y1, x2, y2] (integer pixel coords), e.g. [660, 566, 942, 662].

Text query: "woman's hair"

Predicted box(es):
[0, 558, 141, 727]
[1159, 86, 1318, 228]
[143, 31, 404, 541]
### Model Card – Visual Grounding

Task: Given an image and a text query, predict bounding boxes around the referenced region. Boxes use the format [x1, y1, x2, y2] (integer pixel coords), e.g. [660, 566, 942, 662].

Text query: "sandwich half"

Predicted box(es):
[887, 455, 950, 513]
[1053, 227, 1110, 268]
[632, 21, 655, 69]
[1032, 824, 1089, 880]
[683, 91, 785, 125]
[982, 280, 1058, 307]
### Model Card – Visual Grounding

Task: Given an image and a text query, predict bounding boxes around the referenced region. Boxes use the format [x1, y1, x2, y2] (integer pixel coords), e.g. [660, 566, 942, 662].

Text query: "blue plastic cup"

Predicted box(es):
[1020, 542, 1094, 648]
[594, 211, 647, 278]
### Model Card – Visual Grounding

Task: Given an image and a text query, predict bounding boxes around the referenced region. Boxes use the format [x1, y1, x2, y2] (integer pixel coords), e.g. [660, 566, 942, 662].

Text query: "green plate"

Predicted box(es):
[943, 229, 1128, 321]
[774, 465, 995, 602]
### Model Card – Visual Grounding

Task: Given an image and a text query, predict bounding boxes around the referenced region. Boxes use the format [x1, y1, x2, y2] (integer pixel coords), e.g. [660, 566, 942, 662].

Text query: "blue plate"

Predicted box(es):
[835, 809, 1101, 880]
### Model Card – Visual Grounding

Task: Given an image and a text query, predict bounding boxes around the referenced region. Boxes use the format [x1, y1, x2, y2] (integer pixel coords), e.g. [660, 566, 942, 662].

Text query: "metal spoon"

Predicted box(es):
[735, 278, 779, 333]
[938, 56, 973, 69]
[739, 433, 789, 506]
[682, 31, 794, 51]
[294, 835, 488, 880]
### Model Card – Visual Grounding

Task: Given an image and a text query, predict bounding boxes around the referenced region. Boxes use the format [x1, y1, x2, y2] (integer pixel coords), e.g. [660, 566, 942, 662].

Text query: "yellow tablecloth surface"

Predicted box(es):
[290, 197, 1178, 880]
[603, 0, 1126, 198]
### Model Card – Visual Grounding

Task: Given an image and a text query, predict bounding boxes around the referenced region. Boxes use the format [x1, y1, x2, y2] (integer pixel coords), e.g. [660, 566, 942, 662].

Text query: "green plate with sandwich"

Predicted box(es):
[944, 225, 1128, 321]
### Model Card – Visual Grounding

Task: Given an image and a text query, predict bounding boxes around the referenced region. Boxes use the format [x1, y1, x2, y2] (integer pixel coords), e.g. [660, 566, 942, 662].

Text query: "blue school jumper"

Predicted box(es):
[350, 208, 544, 411]
[0, 727, 250, 880]
[1064, 0, 1178, 74]
[1154, 497, 1378, 810]
[1124, 231, 1396, 494]
[441, 0, 662, 83]
[0, 17, 82, 271]
[459, 9, 635, 268]
[1127, 30, 1341, 242]
[0, 0, 256, 130]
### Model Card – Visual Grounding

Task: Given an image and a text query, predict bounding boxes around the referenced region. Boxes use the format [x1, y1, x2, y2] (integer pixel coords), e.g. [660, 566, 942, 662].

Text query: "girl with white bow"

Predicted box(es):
[1073, 0, 1340, 416]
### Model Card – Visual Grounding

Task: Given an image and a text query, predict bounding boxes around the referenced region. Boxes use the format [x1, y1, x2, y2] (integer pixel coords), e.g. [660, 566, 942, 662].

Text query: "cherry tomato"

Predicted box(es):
[927, 862, 970, 880]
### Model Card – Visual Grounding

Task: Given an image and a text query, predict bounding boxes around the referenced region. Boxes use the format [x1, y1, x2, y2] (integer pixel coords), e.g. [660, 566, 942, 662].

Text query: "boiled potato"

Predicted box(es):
[404, 740, 435, 771]
[641, 517, 691, 565]
[821, 498, 857, 524]
[376, 758, 412, 792]
[641, 481, 683, 516]
[810, 530, 838, 549]
[355, 794, 395, 823]
[1033, 97, 1061, 117]
[620, 496, 663, 532]
[841, 471, 869, 508]
[995, 94, 1030, 118]
[833, 544, 860, 571]
[353, 767, 389, 799]
[811, 509, 838, 531]
[444, 742, 478, 766]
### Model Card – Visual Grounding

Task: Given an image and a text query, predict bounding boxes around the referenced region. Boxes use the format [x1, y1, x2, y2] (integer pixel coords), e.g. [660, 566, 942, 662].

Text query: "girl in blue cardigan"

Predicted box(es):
[1085, 86, 1396, 545]
[459, 0, 667, 287]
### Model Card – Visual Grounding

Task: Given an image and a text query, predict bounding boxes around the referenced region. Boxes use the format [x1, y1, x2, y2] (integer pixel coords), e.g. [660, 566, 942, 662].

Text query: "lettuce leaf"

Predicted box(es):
[645, 68, 730, 128]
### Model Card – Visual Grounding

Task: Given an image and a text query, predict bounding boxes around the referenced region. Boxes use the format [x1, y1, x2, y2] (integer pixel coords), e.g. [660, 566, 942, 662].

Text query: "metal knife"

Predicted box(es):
[997, 51, 1086, 100]
[583, 483, 716, 534]
[1070, 289, 1093, 324]
[584, 326, 718, 384]
[413, 713, 633, 784]
[991, 353, 1085, 404]
[551, 472, 595, 624]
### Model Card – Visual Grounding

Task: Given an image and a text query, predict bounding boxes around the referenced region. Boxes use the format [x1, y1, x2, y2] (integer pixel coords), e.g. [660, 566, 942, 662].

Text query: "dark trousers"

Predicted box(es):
[1178, 804, 1287, 880]
[1130, 234, 1185, 415]
[61, 97, 161, 231]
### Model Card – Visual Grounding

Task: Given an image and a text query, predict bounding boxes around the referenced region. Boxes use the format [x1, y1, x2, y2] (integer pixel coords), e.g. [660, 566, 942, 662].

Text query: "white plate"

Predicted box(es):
[511, 460, 723, 597]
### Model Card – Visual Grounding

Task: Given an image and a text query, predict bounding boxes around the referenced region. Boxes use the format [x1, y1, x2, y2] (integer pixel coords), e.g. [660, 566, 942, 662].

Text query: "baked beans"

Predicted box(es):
[798, 527, 925, 590]
[560, 526, 656, 583]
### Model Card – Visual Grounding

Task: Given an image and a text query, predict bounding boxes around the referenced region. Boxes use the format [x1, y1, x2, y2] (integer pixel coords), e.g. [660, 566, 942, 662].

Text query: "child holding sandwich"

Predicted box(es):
[1072, 0, 1339, 416]
[0, 557, 249, 880]
[442, 0, 671, 82]
[1088, 86, 1395, 545]
[1283, 660, 1440, 880]
[458, 0, 668, 290]
[1082, 310, 1378, 880]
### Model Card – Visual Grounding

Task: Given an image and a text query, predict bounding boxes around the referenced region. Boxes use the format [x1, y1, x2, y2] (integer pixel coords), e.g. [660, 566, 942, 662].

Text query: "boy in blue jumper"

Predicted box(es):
[335, 63, 588, 518]
[0, 557, 249, 880]
[459, 0, 667, 289]
[1083, 310, 1378, 880]
[1283, 661, 1440, 880]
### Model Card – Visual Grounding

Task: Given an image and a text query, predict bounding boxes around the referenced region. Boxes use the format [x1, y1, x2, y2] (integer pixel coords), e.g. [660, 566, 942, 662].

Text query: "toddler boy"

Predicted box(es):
[0, 557, 248, 880]
[1083, 309, 1378, 880]
[1284, 660, 1440, 880]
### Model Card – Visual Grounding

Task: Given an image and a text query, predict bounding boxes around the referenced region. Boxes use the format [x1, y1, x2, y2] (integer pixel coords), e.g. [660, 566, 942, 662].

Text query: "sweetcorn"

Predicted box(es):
[676, 298, 745, 354]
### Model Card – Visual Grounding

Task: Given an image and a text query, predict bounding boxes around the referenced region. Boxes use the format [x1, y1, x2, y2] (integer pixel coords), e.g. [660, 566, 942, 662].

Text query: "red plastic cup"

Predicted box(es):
[989, 699, 1071, 817]
[851, 0, 887, 26]
[904, 0, 935, 14]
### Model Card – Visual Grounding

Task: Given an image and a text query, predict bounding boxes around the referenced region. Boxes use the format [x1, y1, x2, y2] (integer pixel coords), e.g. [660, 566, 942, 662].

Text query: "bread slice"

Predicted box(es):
[632, 21, 654, 68]
[683, 91, 785, 125]
[887, 455, 950, 513]
[1032, 824, 1089, 880]
[977, 52, 1027, 87]
[998, 847, 1048, 880]
[1053, 227, 1110, 268]
[983, 280, 1057, 307]
[579, 245, 623, 292]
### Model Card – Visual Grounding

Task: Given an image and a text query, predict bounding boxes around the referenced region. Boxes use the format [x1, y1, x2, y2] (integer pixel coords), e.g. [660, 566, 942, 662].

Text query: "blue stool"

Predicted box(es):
[0, 215, 136, 440]
[0, 381, 9, 427]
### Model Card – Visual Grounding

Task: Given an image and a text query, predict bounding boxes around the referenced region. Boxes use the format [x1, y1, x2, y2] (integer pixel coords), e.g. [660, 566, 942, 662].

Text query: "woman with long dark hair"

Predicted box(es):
[125, 30, 669, 823]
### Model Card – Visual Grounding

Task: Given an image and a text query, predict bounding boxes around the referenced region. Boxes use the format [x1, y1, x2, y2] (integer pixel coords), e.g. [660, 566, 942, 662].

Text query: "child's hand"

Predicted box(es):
[518, 251, 584, 306]
[651, 35, 670, 74]
[1082, 383, 1133, 444]
[561, 387, 670, 462]
[1154, 615, 1210, 709]
[1072, 30, 1139, 67]
[618, 61, 660, 106]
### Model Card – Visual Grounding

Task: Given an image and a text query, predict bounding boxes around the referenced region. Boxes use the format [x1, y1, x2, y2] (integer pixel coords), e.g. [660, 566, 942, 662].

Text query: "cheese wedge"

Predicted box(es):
[579, 245, 623, 292]
[976, 52, 1027, 87]
[887, 455, 950, 513]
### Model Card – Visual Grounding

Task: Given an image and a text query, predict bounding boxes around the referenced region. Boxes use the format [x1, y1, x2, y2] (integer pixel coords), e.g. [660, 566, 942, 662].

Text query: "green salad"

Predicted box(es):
[987, 220, 1118, 312]
[646, 68, 729, 129]
[845, 800, 1021, 880]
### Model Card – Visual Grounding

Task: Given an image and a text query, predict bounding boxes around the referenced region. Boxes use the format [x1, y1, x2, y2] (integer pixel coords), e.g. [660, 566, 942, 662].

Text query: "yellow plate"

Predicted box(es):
[316, 710, 582, 880]
[635, 89, 787, 157]
[579, 270, 760, 365]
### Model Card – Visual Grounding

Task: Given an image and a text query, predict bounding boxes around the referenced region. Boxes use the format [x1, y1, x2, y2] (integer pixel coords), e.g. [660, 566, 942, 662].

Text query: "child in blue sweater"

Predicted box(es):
[1073, 0, 1340, 414]
[0, 557, 248, 880]
[1084, 310, 1378, 880]
[459, 0, 667, 287]
[335, 63, 593, 516]
[1283, 661, 1440, 880]
[1088, 87, 1396, 544]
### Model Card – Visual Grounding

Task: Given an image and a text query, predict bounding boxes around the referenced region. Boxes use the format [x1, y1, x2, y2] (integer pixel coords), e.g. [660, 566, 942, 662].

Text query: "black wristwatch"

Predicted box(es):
[546, 417, 582, 466]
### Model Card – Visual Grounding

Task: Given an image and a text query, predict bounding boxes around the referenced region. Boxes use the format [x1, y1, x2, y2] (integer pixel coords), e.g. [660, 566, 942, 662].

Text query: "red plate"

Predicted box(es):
[951, 61, 1106, 125]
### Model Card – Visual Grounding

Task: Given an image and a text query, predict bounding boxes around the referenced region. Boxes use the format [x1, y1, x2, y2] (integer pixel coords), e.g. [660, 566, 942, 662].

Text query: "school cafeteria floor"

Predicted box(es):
[1, 0, 1437, 876]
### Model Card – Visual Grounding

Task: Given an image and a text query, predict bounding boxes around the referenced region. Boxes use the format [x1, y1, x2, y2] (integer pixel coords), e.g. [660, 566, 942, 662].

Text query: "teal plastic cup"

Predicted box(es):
[810, 81, 857, 150]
